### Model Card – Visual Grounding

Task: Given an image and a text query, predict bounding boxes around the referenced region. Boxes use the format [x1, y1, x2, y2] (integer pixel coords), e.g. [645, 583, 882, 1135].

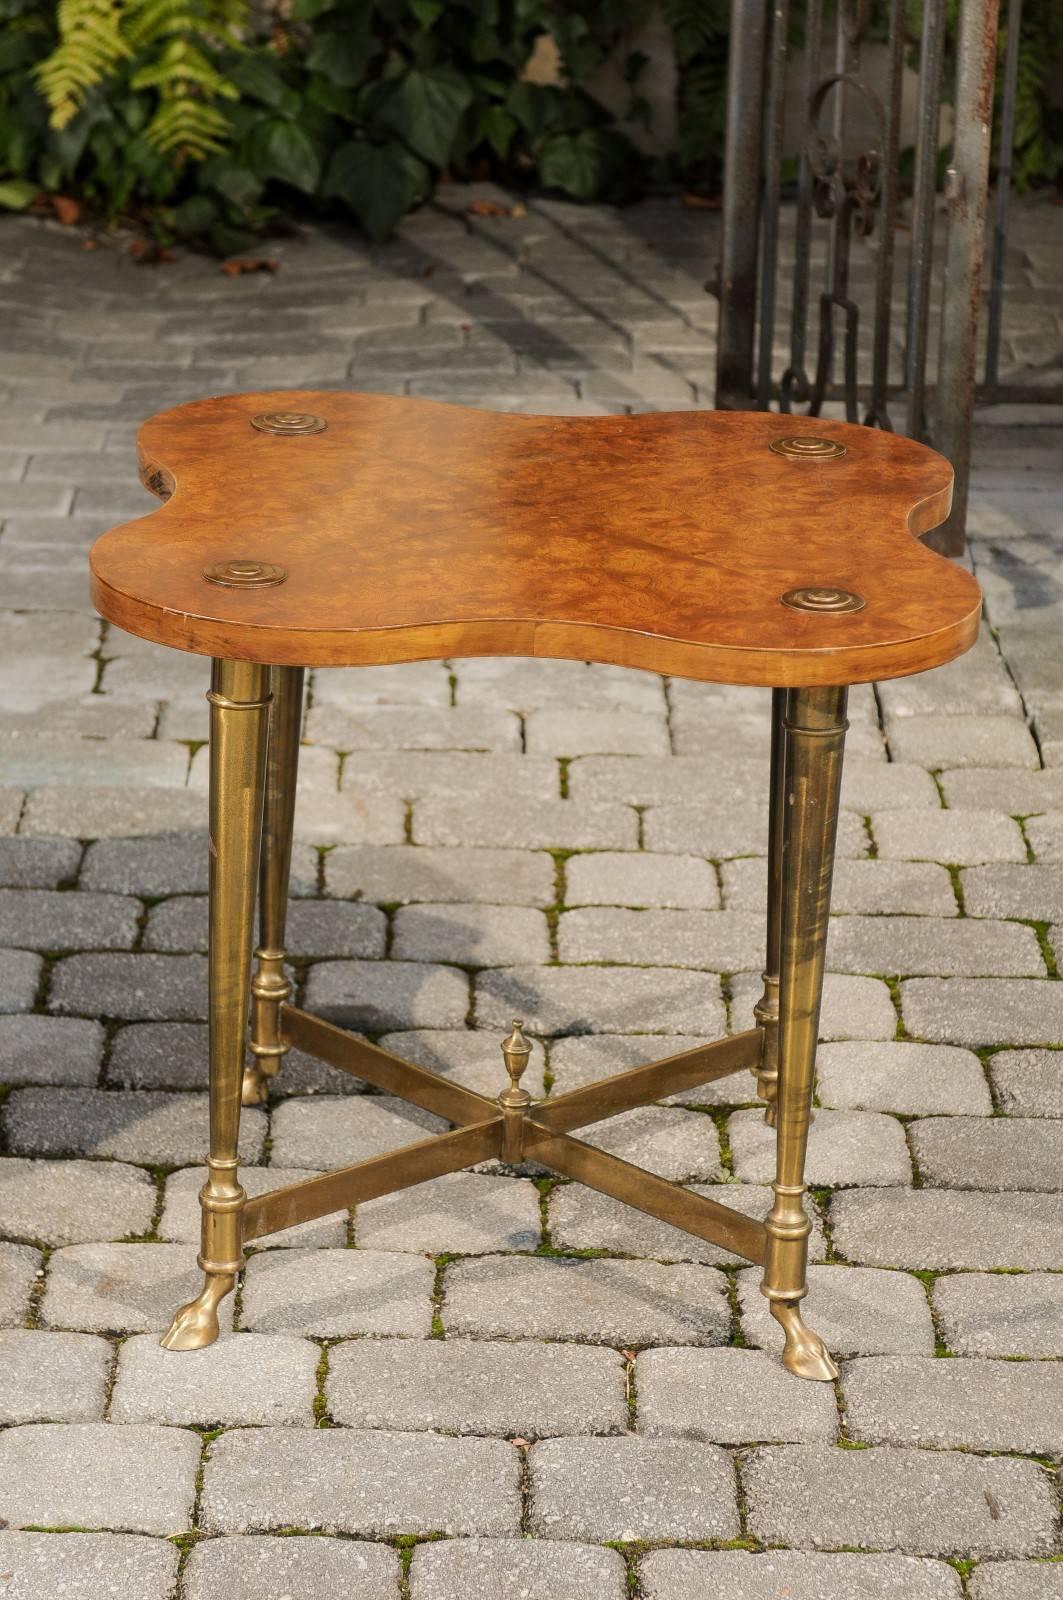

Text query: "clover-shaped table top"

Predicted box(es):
[88, 391, 980, 687]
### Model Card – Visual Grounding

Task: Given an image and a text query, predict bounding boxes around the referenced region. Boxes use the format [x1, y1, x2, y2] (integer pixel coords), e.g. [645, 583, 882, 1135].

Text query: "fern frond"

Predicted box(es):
[34, 0, 129, 129]
[142, 94, 231, 156]
[130, 37, 239, 98]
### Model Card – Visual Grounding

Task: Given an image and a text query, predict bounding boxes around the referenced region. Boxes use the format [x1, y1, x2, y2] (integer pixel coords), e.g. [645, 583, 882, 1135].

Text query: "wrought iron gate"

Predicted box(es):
[713, 0, 1043, 556]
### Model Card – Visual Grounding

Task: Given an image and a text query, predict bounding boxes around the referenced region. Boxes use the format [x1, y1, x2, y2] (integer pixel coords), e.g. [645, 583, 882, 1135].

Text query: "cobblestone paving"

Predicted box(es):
[0, 191, 1062, 1598]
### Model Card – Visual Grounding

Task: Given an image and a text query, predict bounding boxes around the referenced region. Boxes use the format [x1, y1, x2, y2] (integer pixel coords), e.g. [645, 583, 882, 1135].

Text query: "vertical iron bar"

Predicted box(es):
[755, 0, 792, 407]
[716, 0, 770, 409]
[932, 0, 1001, 556]
[904, 0, 948, 438]
[865, 0, 905, 428]
[985, 0, 1022, 393]
[782, 0, 825, 411]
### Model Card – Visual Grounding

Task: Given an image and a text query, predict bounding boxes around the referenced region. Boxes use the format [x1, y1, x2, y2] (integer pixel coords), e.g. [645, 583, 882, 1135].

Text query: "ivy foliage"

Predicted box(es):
[0, 0, 1059, 252]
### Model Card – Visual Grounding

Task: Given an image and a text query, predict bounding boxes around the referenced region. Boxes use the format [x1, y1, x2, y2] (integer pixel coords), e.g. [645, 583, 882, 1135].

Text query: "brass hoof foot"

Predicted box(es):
[241, 1065, 269, 1106]
[159, 1273, 234, 1351]
[771, 1300, 839, 1382]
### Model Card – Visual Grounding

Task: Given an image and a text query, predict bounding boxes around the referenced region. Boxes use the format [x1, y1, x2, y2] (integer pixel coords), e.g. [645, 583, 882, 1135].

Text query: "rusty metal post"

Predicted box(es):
[931, 0, 1001, 557]
[715, 0, 769, 410]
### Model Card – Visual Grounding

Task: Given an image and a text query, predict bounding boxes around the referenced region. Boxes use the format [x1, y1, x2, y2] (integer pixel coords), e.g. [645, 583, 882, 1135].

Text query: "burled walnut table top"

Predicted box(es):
[88, 390, 980, 686]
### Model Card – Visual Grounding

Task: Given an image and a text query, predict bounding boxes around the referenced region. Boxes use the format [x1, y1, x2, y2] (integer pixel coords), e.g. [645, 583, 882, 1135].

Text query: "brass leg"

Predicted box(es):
[761, 685, 847, 1382]
[243, 665, 305, 1107]
[162, 659, 271, 1351]
[753, 687, 786, 1124]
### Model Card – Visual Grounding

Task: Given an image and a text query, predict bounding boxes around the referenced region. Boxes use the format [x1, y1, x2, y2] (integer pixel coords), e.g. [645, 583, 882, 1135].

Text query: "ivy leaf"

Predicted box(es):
[538, 127, 628, 200]
[305, 21, 371, 88]
[171, 192, 219, 236]
[409, 0, 444, 22]
[251, 118, 321, 193]
[201, 156, 262, 210]
[505, 81, 566, 141]
[324, 139, 429, 240]
[290, 0, 336, 16]
[383, 65, 473, 167]
[227, 53, 288, 110]
[477, 104, 516, 159]
[0, 178, 38, 210]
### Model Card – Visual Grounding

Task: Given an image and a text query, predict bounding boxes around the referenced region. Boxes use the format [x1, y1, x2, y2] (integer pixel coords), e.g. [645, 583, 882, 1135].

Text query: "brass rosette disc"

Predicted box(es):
[780, 586, 865, 614]
[250, 412, 328, 436]
[769, 436, 847, 460]
[203, 560, 287, 589]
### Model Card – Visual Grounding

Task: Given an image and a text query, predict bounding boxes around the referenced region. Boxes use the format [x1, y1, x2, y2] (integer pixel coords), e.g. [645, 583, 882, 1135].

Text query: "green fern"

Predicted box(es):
[34, 0, 248, 158]
[34, 0, 128, 129]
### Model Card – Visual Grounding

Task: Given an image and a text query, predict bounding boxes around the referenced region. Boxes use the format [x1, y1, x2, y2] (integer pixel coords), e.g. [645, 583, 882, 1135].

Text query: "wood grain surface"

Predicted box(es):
[88, 390, 981, 685]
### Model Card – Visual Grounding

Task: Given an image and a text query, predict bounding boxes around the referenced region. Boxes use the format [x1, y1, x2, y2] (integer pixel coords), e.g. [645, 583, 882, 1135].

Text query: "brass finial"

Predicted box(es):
[250, 412, 327, 435]
[780, 586, 865, 614]
[499, 1019, 532, 1111]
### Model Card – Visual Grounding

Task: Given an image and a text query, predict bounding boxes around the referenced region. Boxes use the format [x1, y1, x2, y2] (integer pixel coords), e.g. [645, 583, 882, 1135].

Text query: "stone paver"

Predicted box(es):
[729, 1108, 912, 1186]
[990, 1049, 1063, 1117]
[105, 1021, 209, 1090]
[392, 903, 551, 965]
[0, 1329, 111, 1423]
[528, 1436, 739, 1542]
[0, 835, 80, 888]
[842, 1354, 1063, 1454]
[969, 1564, 1063, 1600]
[723, 855, 958, 916]
[355, 1172, 541, 1253]
[49, 953, 207, 1020]
[200, 1428, 521, 1535]
[637, 1346, 837, 1443]
[240, 1247, 435, 1337]
[443, 1254, 729, 1345]
[831, 1190, 1063, 1269]
[826, 915, 1043, 977]
[305, 959, 470, 1030]
[744, 1444, 1057, 1556]
[0, 950, 41, 1012]
[415, 795, 637, 849]
[409, 1539, 627, 1600]
[962, 863, 1063, 920]
[872, 810, 1027, 864]
[932, 1272, 1063, 1357]
[910, 1115, 1063, 1190]
[0, 1014, 103, 1086]
[816, 1040, 992, 1115]
[887, 715, 1040, 769]
[566, 850, 720, 908]
[476, 964, 725, 1035]
[901, 978, 1063, 1046]
[0, 1241, 41, 1326]
[0, 1422, 199, 1535]
[558, 906, 766, 970]
[1, 1087, 265, 1164]
[640, 1549, 963, 1600]
[270, 1094, 444, 1170]
[737, 1265, 936, 1357]
[0, 1157, 154, 1245]
[183, 1536, 400, 1600]
[42, 1242, 235, 1334]
[0, 1531, 180, 1599]
[325, 843, 555, 905]
[327, 1338, 627, 1436]
[0, 888, 138, 951]
[143, 895, 386, 957]
[110, 1332, 319, 1426]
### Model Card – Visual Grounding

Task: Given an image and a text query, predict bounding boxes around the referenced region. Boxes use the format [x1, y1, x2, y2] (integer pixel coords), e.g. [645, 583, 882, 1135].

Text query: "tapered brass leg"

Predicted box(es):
[761, 685, 847, 1381]
[243, 665, 305, 1107]
[162, 659, 271, 1351]
[753, 687, 786, 1124]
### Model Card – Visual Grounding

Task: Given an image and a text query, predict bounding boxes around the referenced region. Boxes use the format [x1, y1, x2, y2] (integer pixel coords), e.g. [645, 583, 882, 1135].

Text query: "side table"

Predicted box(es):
[89, 393, 981, 1381]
